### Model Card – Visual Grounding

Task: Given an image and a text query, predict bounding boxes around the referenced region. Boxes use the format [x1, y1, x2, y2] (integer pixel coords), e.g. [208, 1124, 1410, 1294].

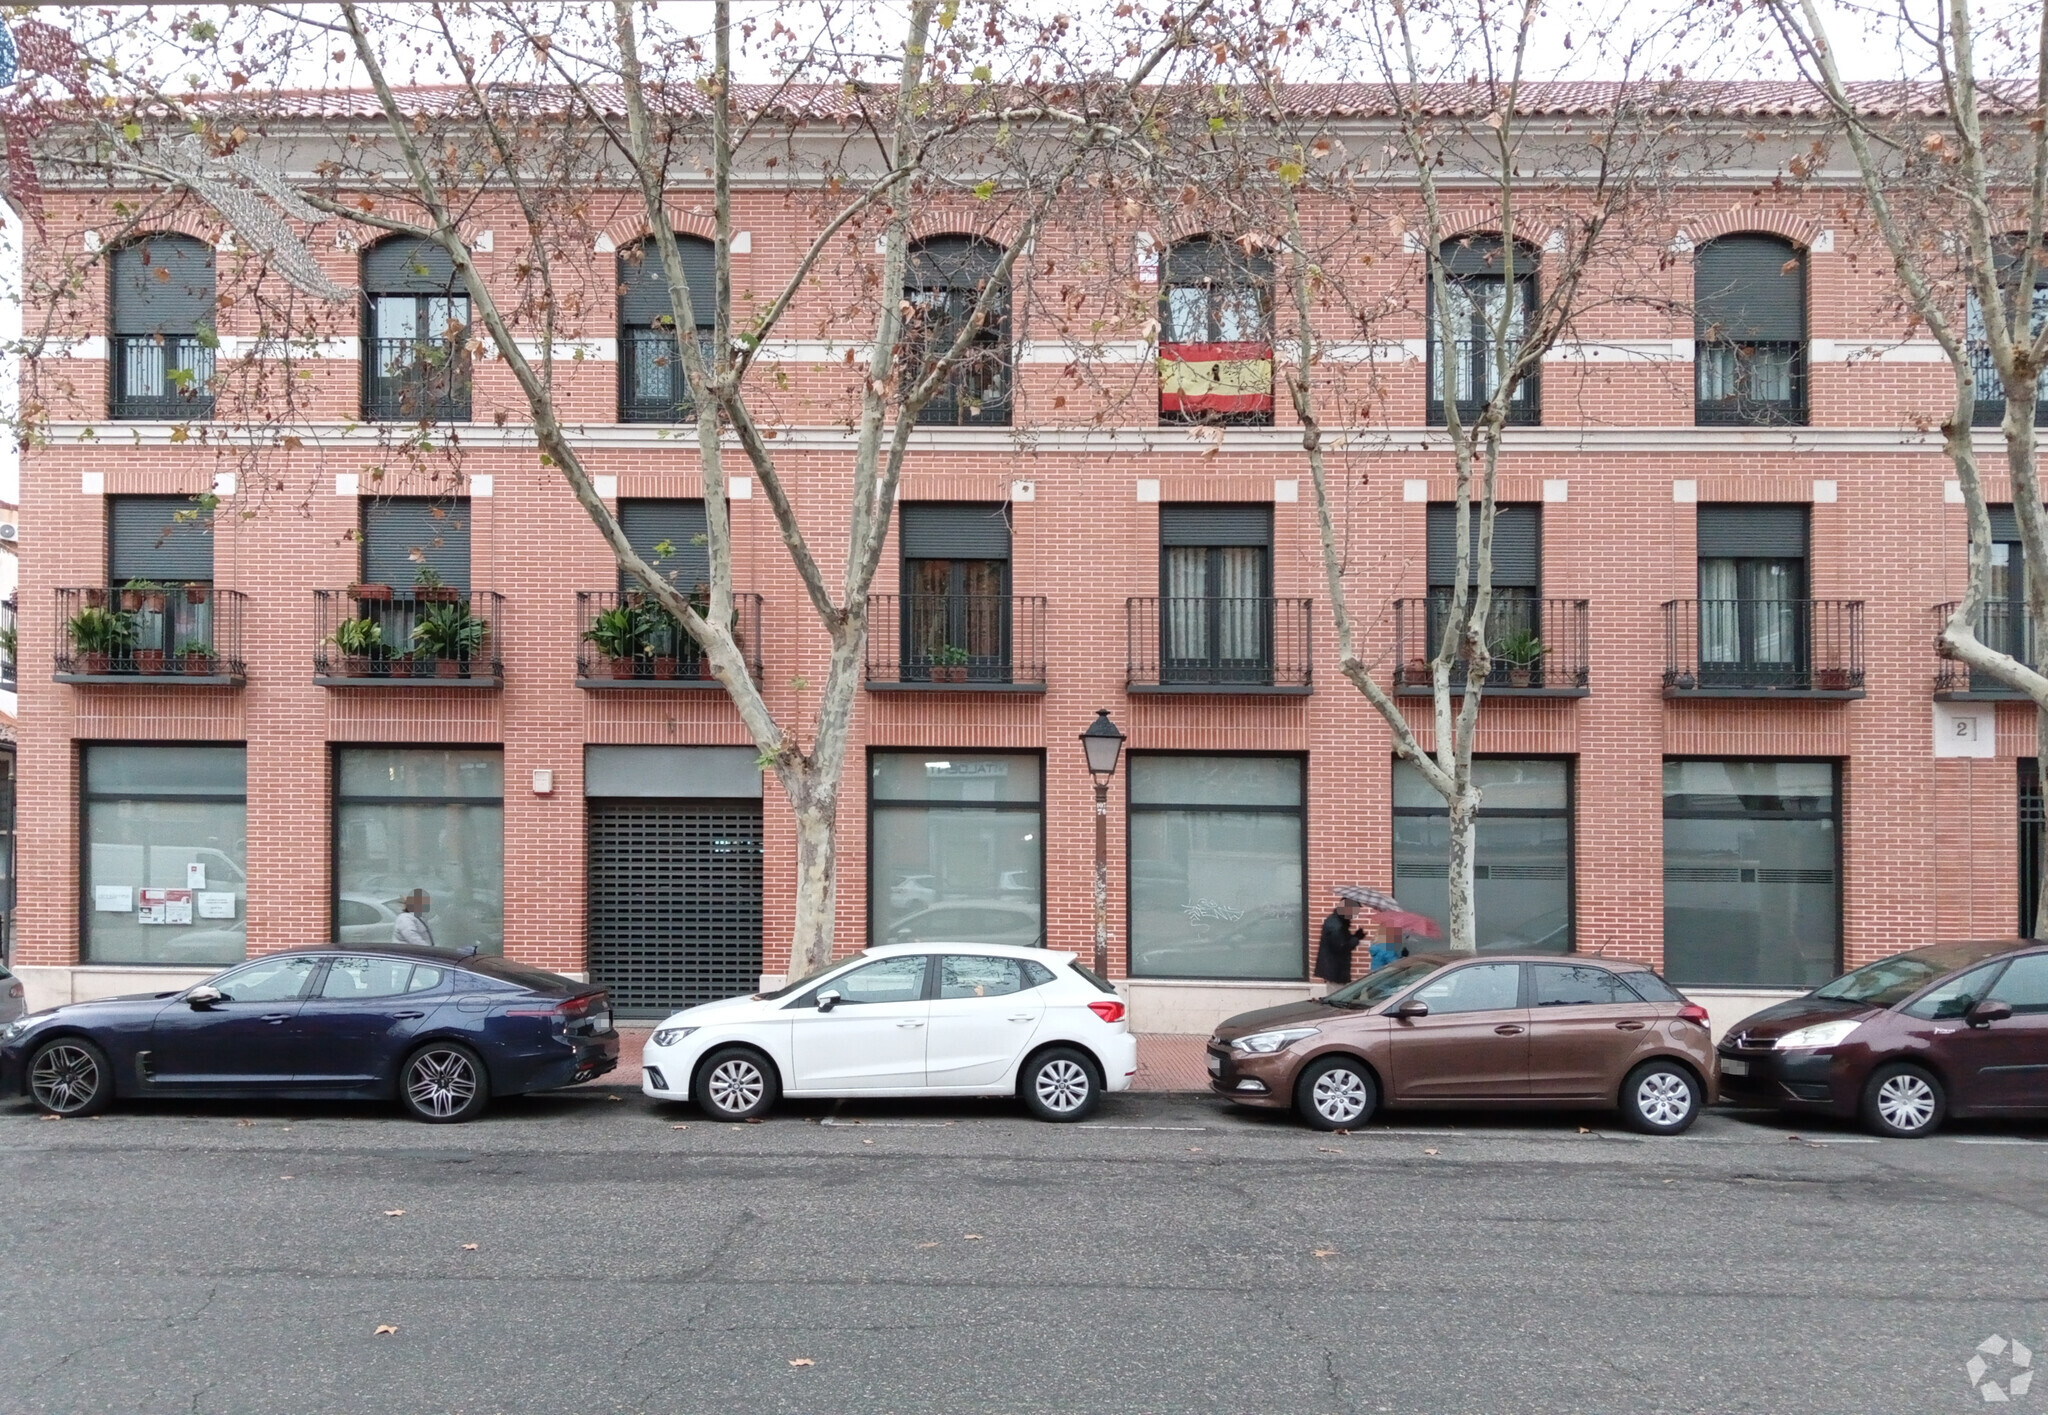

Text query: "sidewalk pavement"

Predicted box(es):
[594, 1027, 1213, 1093]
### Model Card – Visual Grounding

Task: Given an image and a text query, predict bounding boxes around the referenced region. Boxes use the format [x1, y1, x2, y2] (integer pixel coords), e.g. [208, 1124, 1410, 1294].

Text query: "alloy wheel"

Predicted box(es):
[1033, 1058, 1092, 1114]
[707, 1057, 765, 1115]
[1876, 1072, 1937, 1132]
[1635, 1070, 1694, 1128]
[406, 1048, 479, 1119]
[30, 1044, 100, 1115]
[1312, 1067, 1369, 1125]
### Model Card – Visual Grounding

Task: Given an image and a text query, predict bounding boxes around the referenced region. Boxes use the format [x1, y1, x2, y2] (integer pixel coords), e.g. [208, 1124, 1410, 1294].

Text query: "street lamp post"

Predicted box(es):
[1079, 709, 1126, 979]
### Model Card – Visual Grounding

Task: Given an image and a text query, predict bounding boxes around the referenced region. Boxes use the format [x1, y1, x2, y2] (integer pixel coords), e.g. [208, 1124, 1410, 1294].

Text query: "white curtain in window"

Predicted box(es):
[1745, 560, 1796, 665]
[1166, 547, 1208, 659]
[1699, 558, 1739, 663]
[1216, 547, 1263, 661]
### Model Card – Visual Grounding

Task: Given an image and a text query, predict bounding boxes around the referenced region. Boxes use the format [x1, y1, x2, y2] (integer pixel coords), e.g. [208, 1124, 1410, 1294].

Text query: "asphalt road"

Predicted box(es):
[2, 1088, 2045, 1415]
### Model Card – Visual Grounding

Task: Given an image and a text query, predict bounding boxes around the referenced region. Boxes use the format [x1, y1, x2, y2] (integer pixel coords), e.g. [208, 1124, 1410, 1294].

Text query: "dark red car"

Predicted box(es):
[1718, 940, 2048, 1137]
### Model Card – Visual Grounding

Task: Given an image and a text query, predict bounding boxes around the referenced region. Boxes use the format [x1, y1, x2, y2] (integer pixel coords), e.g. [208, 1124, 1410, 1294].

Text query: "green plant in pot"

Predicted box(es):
[67, 605, 136, 674]
[326, 616, 384, 677]
[1492, 627, 1546, 687]
[411, 599, 486, 676]
[122, 578, 169, 614]
[413, 566, 460, 604]
[582, 605, 642, 679]
[176, 637, 215, 675]
[934, 642, 971, 683]
[635, 602, 684, 679]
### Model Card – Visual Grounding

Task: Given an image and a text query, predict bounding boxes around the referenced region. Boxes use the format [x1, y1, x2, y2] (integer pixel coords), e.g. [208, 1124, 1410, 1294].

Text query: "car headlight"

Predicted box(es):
[650, 1026, 698, 1048]
[1230, 1027, 1319, 1055]
[2, 1015, 50, 1044]
[1775, 1019, 1862, 1050]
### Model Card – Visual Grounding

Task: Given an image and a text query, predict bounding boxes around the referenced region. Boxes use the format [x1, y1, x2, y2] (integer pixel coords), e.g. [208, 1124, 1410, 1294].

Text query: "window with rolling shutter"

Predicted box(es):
[109, 236, 217, 418]
[361, 237, 471, 421]
[906, 236, 1011, 427]
[361, 499, 471, 591]
[1159, 236, 1274, 427]
[1981, 505, 2035, 667]
[898, 504, 1012, 680]
[1426, 237, 1540, 427]
[618, 500, 709, 593]
[618, 237, 716, 423]
[1158, 505, 1273, 683]
[1426, 503, 1540, 589]
[1695, 235, 1807, 426]
[110, 496, 214, 582]
[1695, 505, 1809, 685]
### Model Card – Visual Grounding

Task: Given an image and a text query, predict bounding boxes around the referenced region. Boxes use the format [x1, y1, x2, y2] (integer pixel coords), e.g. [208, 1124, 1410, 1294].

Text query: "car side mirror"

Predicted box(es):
[1968, 999, 2014, 1028]
[1394, 999, 1429, 1019]
[816, 990, 841, 1013]
[186, 986, 224, 1009]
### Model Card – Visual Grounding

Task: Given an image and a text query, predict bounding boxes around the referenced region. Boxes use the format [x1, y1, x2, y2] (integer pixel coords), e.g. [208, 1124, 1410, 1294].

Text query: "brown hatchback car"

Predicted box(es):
[1208, 954, 1719, 1133]
[1718, 940, 2048, 1137]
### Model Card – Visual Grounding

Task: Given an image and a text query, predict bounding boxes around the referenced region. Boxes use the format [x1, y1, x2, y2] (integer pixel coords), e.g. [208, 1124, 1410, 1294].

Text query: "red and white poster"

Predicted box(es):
[137, 888, 194, 925]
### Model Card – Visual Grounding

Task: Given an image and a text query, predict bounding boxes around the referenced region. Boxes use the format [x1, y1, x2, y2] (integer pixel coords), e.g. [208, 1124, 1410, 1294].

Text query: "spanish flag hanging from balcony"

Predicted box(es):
[1158, 341, 1274, 418]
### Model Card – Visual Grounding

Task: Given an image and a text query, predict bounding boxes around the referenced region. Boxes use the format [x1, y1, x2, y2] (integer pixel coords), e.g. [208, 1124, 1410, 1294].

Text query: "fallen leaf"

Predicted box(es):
[1332, 1128, 1351, 1136]
[861, 1138, 874, 1145]
[1187, 1146, 1202, 1153]
[607, 1095, 624, 1103]
[281, 1175, 294, 1181]
[1317, 1147, 1342, 1154]
[37, 1114, 58, 1122]
[788, 1358, 814, 1367]
[671, 1124, 689, 1130]
[236, 1118, 253, 1127]
[964, 1234, 983, 1240]
[384, 1209, 406, 1218]
[373, 1325, 398, 1336]
[916, 1242, 940, 1249]
[462, 1243, 479, 1251]
[1662, 1179, 1676, 1185]
[1577, 1126, 1592, 1134]
[1423, 1148, 1440, 1156]
[1311, 1247, 1337, 1259]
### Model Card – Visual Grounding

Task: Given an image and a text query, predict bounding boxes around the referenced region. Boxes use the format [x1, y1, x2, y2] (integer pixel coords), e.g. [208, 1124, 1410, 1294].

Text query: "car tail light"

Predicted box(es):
[1677, 1003, 1711, 1027]
[1087, 1000, 1126, 1024]
[5, 983, 20, 1000]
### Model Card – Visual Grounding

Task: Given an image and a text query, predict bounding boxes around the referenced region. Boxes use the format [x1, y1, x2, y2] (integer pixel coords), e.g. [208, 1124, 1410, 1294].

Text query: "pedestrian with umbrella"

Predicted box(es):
[1317, 885, 1395, 987]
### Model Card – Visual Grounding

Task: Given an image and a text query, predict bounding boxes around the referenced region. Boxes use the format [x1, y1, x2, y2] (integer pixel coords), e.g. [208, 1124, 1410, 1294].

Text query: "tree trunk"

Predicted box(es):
[790, 788, 840, 983]
[1445, 789, 1480, 954]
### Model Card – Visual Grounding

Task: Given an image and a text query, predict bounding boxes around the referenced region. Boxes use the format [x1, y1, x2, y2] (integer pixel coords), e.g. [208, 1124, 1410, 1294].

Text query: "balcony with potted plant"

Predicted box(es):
[1662, 598, 1864, 699]
[574, 588, 762, 688]
[314, 579, 504, 687]
[865, 593, 1047, 692]
[53, 583, 246, 684]
[1389, 596, 1590, 698]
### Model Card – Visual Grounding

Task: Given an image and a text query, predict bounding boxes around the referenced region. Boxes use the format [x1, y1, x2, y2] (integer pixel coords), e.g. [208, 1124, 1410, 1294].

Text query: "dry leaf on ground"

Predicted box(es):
[383, 1209, 406, 1217]
[788, 1358, 815, 1367]
[1312, 1248, 1337, 1259]
[671, 1124, 688, 1130]
[963, 1234, 983, 1240]
[462, 1243, 479, 1251]
[1577, 1126, 1592, 1134]
[373, 1325, 398, 1336]
[1423, 1148, 1440, 1156]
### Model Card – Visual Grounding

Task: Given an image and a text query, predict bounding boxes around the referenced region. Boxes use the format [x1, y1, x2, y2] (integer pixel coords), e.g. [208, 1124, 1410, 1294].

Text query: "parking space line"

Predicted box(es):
[1953, 1137, 2047, 1145]
[819, 1118, 956, 1128]
[1078, 1124, 1208, 1132]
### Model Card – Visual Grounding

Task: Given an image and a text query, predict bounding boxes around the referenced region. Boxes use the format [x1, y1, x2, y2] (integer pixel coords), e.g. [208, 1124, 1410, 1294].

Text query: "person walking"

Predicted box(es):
[392, 890, 436, 948]
[1314, 898, 1366, 987]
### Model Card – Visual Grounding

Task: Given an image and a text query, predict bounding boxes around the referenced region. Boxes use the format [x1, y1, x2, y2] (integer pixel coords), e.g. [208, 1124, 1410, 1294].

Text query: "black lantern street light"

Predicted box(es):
[1079, 709, 1126, 978]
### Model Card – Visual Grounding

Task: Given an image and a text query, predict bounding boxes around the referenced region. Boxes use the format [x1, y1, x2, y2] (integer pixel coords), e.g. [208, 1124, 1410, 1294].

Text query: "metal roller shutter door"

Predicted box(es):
[587, 800, 763, 1012]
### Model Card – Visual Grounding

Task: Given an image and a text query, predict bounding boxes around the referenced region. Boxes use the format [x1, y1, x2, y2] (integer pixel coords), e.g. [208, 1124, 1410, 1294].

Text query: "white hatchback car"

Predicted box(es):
[640, 942, 1138, 1122]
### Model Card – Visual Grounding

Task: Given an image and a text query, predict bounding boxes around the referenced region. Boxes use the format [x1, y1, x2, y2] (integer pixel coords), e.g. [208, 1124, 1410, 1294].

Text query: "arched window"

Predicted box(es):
[1158, 235, 1273, 426]
[618, 235, 715, 423]
[109, 235, 216, 419]
[1694, 234, 1806, 426]
[361, 237, 471, 421]
[1426, 234, 1539, 427]
[1966, 237, 2048, 428]
[905, 236, 1011, 426]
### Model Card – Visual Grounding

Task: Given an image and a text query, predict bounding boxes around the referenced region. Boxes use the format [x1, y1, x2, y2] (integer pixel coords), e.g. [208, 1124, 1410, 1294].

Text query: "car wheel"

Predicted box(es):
[695, 1046, 778, 1121]
[400, 1042, 491, 1123]
[1862, 1062, 1945, 1138]
[1620, 1060, 1702, 1135]
[1020, 1047, 1100, 1122]
[1294, 1056, 1378, 1131]
[28, 1038, 112, 1118]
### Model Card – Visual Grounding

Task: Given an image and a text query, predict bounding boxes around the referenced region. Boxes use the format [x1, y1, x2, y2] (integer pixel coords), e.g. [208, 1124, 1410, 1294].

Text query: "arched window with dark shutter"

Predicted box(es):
[1967, 236, 2048, 428]
[1426, 234, 1540, 427]
[905, 236, 1011, 426]
[1158, 235, 1274, 426]
[109, 235, 216, 419]
[1694, 234, 1807, 426]
[618, 236, 715, 423]
[361, 236, 471, 421]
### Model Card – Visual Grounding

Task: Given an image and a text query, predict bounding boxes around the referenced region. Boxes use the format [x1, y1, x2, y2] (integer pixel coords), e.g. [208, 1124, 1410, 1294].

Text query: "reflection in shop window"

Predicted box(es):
[82, 745, 247, 966]
[1662, 759, 1839, 989]
[869, 752, 1042, 948]
[1129, 754, 1305, 980]
[1392, 758, 1572, 954]
[334, 748, 504, 955]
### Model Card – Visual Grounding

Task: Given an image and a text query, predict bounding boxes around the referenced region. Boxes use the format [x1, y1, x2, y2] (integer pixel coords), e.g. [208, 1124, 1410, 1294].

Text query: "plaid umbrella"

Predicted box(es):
[1333, 885, 1400, 912]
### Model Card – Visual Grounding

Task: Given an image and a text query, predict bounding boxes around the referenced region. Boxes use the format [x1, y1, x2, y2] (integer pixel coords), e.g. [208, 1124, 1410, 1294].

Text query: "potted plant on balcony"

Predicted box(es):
[176, 637, 215, 675]
[122, 579, 170, 614]
[67, 605, 135, 675]
[936, 643, 971, 683]
[582, 605, 642, 679]
[82, 588, 106, 608]
[348, 580, 393, 602]
[1815, 665, 1852, 691]
[184, 582, 210, 606]
[639, 601, 681, 680]
[1493, 628, 1546, 689]
[411, 598, 486, 677]
[413, 566, 460, 604]
[326, 616, 384, 677]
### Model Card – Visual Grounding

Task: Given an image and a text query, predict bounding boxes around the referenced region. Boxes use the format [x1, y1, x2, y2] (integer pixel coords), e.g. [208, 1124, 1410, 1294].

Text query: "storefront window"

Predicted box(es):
[1129, 754, 1304, 979]
[870, 752, 1042, 947]
[83, 745, 247, 966]
[1663, 759, 1839, 988]
[335, 748, 504, 955]
[1393, 758, 1572, 953]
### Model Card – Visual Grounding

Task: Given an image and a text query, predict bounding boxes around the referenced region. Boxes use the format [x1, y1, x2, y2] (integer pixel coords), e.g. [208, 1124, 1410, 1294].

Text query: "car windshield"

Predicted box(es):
[756, 954, 864, 1001]
[1323, 957, 1441, 1009]
[1812, 945, 2014, 1008]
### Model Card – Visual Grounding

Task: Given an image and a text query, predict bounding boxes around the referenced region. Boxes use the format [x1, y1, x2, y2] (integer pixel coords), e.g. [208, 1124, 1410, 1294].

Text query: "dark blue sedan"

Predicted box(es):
[0, 946, 618, 1123]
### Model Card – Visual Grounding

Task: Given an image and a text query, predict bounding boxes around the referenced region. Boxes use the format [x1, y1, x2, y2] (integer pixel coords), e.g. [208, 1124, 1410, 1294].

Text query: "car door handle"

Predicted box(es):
[260, 1013, 292, 1024]
[1494, 1025, 1525, 1036]
[394, 1011, 426, 1020]
[896, 1020, 925, 1029]
[1615, 1021, 1646, 1031]
[1009, 1015, 1034, 1023]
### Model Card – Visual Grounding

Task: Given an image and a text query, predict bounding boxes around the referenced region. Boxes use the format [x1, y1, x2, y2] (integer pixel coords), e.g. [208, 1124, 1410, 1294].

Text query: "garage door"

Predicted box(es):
[587, 800, 763, 1013]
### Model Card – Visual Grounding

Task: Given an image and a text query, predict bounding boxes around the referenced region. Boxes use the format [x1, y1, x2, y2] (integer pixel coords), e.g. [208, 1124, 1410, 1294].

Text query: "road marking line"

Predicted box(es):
[819, 1118, 955, 1128]
[1078, 1124, 1208, 1131]
[1796, 1136, 1878, 1143]
[1953, 1137, 2048, 1145]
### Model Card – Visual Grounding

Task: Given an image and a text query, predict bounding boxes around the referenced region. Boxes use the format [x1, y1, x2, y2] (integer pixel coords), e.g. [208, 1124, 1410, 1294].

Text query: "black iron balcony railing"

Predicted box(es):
[54, 585, 245, 684]
[1970, 342, 2048, 428]
[864, 594, 1046, 689]
[0, 595, 15, 690]
[575, 590, 762, 687]
[111, 334, 215, 419]
[1664, 598, 1864, 695]
[1933, 600, 2042, 695]
[1391, 596, 1590, 695]
[912, 352, 1014, 426]
[315, 588, 504, 686]
[1127, 595, 1312, 693]
[1695, 339, 1808, 426]
[1426, 339, 1541, 427]
[619, 326, 717, 423]
[363, 338, 472, 421]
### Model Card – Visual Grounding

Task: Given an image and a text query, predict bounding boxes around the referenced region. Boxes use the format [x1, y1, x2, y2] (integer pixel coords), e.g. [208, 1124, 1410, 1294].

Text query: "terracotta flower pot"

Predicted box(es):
[181, 653, 213, 676]
[1404, 657, 1429, 682]
[930, 664, 949, 683]
[142, 593, 168, 614]
[82, 589, 106, 608]
[135, 649, 168, 675]
[609, 656, 637, 680]
[436, 656, 463, 678]
[185, 584, 210, 606]
[349, 583, 393, 602]
[653, 656, 679, 680]
[1815, 667, 1852, 691]
[1507, 666, 1533, 688]
[120, 590, 143, 612]
[418, 587, 460, 604]
[81, 652, 110, 675]
[341, 654, 369, 678]
[947, 665, 970, 683]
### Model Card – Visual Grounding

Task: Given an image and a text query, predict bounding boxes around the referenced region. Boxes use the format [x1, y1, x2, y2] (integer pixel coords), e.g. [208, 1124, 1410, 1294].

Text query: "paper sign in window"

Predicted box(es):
[138, 888, 194, 925]
[195, 892, 237, 920]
